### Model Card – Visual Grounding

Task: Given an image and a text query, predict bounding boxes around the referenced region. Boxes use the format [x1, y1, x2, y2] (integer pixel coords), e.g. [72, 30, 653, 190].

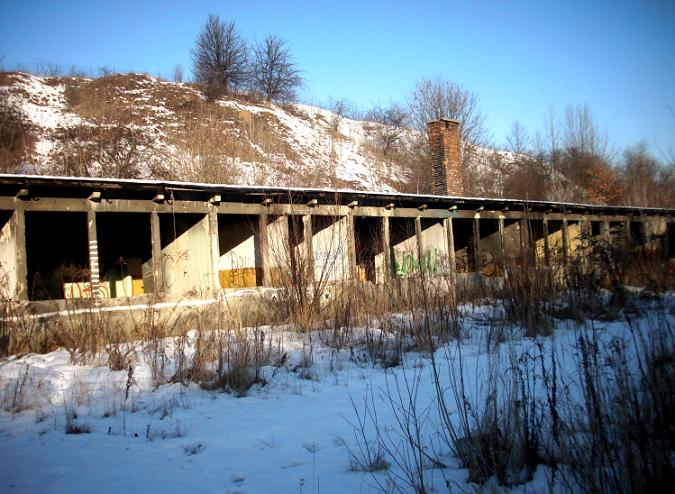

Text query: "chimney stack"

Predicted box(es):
[428, 118, 463, 196]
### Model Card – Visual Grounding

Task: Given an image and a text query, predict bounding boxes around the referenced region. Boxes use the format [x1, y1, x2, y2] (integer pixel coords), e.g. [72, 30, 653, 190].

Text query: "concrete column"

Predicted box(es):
[302, 214, 314, 283]
[258, 212, 272, 287]
[562, 217, 570, 265]
[520, 217, 533, 266]
[382, 216, 393, 280]
[473, 214, 481, 274]
[624, 218, 632, 244]
[347, 213, 357, 280]
[86, 208, 100, 301]
[444, 217, 457, 285]
[15, 209, 27, 300]
[415, 216, 423, 272]
[1, 208, 29, 300]
[150, 211, 163, 294]
[498, 215, 506, 277]
[664, 220, 672, 261]
[542, 216, 550, 267]
[580, 219, 590, 266]
[208, 207, 221, 293]
[600, 221, 611, 243]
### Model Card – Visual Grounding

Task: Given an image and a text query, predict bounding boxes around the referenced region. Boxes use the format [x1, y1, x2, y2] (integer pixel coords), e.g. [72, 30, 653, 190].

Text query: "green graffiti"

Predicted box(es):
[393, 248, 441, 276]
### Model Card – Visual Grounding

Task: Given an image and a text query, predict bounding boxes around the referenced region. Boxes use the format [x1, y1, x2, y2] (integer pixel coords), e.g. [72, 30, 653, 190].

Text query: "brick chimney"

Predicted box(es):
[428, 118, 463, 196]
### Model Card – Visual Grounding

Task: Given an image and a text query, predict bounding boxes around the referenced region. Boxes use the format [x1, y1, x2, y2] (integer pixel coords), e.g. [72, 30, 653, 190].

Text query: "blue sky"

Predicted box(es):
[1, 0, 673, 157]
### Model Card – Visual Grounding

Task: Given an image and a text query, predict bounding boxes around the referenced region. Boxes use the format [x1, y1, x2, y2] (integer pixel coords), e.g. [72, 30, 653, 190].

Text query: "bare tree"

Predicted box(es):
[408, 77, 488, 147]
[191, 15, 248, 97]
[621, 143, 675, 208]
[249, 35, 302, 103]
[365, 102, 408, 155]
[562, 103, 610, 159]
[506, 121, 530, 153]
[173, 63, 184, 83]
[327, 97, 351, 131]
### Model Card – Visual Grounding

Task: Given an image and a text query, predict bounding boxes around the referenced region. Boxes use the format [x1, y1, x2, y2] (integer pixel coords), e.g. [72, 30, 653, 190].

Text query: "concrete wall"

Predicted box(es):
[419, 221, 450, 275]
[312, 216, 349, 282]
[477, 225, 505, 276]
[218, 216, 260, 289]
[386, 220, 449, 278]
[267, 215, 290, 286]
[0, 212, 20, 298]
[160, 214, 213, 296]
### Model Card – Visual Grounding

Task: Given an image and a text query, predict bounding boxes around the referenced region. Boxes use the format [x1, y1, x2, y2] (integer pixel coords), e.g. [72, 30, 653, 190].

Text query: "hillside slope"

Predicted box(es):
[0, 72, 413, 192]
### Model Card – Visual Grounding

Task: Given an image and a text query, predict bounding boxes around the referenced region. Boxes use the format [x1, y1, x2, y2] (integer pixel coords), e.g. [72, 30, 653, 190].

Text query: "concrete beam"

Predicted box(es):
[2, 196, 668, 227]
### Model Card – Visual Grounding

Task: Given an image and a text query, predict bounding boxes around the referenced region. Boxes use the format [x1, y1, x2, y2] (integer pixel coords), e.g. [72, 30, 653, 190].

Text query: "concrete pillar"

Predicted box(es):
[498, 216, 506, 277]
[415, 216, 423, 269]
[562, 217, 570, 265]
[580, 219, 590, 266]
[542, 216, 550, 267]
[473, 214, 481, 274]
[444, 217, 457, 285]
[382, 216, 393, 280]
[258, 212, 272, 287]
[347, 213, 357, 280]
[303, 214, 314, 283]
[520, 218, 530, 266]
[14, 209, 27, 301]
[664, 220, 672, 261]
[150, 211, 163, 294]
[624, 218, 632, 244]
[0, 208, 28, 300]
[208, 207, 221, 293]
[86, 209, 100, 301]
[600, 221, 610, 243]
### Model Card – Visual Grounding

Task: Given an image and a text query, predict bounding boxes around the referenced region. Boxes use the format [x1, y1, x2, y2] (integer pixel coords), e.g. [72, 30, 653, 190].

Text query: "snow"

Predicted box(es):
[2, 73, 82, 130]
[2, 297, 670, 493]
[1, 71, 413, 191]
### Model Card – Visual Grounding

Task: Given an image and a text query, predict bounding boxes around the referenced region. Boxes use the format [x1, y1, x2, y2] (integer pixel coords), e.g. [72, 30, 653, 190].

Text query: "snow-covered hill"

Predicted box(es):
[0, 72, 413, 192]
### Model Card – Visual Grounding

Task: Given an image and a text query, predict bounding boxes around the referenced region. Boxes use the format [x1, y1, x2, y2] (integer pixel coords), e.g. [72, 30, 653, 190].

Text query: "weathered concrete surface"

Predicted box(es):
[311, 215, 350, 283]
[0, 211, 25, 299]
[159, 213, 213, 296]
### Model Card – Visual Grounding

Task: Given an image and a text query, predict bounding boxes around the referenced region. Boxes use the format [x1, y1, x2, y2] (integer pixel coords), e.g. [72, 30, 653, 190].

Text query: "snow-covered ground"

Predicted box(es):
[0, 297, 672, 493]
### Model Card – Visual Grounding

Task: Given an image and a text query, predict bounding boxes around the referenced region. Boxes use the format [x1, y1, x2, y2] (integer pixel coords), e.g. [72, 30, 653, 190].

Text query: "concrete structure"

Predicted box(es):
[0, 174, 672, 309]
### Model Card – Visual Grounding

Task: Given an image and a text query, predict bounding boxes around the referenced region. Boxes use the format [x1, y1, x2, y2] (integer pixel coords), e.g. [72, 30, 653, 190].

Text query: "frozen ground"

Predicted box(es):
[0, 298, 672, 493]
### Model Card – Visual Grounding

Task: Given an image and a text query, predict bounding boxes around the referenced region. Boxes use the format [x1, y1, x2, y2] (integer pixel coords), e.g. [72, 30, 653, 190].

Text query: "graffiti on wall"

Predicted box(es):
[454, 249, 501, 277]
[161, 250, 190, 289]
[393, 248, 442, 276]
[64, 281, 110, 299]
[220, 253, 258, 288]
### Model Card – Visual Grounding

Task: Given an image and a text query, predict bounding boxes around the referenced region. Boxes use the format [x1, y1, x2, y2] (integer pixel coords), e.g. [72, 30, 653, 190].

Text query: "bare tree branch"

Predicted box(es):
[249, 35, 303, 103]
[191, 15, 248, 97]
